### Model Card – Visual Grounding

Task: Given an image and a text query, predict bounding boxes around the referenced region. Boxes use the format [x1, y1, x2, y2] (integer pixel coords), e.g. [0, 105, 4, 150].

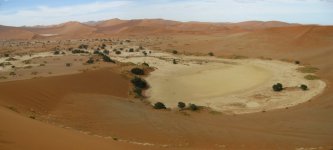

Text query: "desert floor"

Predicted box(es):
[0, 32, 333, 150]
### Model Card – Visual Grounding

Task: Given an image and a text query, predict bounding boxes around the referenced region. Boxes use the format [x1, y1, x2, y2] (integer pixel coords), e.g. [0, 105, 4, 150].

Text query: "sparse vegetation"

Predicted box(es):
[172, 50, 178, 54]
[31, 71, 38, 75]
[129, 48, 134, 52]
[272, 83, 283, 92]
[9, 72, 16, 76]
[78, 44, 88, 49]
[153, 102, 166, 109]
[72, 49, 88, 54]
[304, 75, 319, 80]
[86, 58, 94, 64]
[297, 66, 319, 73]
[93, 50, 101, 55]
[53, 51, 60, 55]
[208, 52, 214, 56]
[131, 68, 145, 75]
[103, 50, 109, 55]
[142, 51, 147, 56]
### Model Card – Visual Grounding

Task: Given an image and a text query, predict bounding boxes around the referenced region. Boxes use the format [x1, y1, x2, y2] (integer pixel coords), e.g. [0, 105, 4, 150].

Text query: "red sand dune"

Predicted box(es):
[0, 19, 305, 40]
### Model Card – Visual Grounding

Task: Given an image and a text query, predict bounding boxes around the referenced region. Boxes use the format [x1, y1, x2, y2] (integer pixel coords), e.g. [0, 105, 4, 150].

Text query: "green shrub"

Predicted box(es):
[86, 58, 94, 64]
[65, 63, 71, 67]
[72, 49, 88, 54]
[154, 102, 166, 109]
[131, 77, 148, 89]
[300, 84, 308, 91]
[103, 50, 110, 55]
[142, 51, 147, 56]
[129, 48, 134, 52]
[78, 44, 88, 49]
[172, 50, 178, 54]
[173, 59, 177, 64]
[295, 61, 300, 65]
[101, 43, 106, 49]
[115, 51, 121, 55]
[178, 102, 186, 109]
[102, 55, 115, 63]
[93, 50, 101, 55]
[272, 83, 283, 92]
[131, 68, 144, 75]
[189, 104, 198, 111]
[208, 52, 214, 56]
[142, 62, 149, 67]
[53, 51, 60, 55]
[133, 87, 143, 97]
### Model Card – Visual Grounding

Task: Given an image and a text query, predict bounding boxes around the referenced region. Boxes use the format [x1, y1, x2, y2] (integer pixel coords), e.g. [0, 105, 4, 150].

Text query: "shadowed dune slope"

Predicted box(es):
[0, 68, 129, 112]
[0, 106, 155, 150]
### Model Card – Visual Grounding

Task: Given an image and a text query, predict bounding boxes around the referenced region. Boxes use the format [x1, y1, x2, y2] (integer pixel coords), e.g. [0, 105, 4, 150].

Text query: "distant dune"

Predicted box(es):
[0, 19, 310, 40]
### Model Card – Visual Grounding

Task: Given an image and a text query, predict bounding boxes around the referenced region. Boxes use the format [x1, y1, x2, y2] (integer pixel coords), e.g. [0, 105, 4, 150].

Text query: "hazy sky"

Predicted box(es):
[0, 0, 332, 26]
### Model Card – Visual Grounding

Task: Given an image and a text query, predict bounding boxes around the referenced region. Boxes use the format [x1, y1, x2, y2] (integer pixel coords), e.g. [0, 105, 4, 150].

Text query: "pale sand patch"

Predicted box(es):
[111, 50, 326, 114]
[145, 63, 271, 106]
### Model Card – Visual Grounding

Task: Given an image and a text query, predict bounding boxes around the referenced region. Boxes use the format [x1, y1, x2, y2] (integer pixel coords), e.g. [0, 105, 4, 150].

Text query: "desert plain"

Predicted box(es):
[0, 19, 332, 150]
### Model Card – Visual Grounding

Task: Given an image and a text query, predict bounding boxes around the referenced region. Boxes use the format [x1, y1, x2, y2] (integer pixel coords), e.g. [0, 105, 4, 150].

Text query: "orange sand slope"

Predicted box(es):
[0, 68, 333, 149]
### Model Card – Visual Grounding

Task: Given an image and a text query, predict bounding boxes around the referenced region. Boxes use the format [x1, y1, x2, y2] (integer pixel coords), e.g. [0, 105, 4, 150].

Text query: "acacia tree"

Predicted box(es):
[178, 102, 186, 109]
[154, 102, 166, 109]
[272, 83, 283, 92]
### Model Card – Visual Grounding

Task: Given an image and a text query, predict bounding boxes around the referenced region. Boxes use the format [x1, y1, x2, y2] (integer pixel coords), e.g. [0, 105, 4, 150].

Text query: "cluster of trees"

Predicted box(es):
[72, 49, 89, 54]
[93, 50, 115, 63]
[78, 44, 89, 49]
[153, 101, 199, 111]
[273, 83, 309, 91]
[102, 55, 115, 63]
